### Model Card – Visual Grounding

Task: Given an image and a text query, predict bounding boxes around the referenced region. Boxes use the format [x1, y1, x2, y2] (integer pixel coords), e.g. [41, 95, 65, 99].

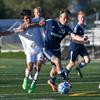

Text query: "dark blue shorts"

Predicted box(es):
[69, 47, 88, 61]
[43, 48, 61, 61]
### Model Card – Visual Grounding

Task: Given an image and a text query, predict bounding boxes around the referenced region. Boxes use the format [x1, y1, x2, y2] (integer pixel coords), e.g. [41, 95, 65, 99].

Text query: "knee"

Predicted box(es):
[69, 61, 75, 67]
[53, 58, 60, 66]
[85, 57, 90, 64]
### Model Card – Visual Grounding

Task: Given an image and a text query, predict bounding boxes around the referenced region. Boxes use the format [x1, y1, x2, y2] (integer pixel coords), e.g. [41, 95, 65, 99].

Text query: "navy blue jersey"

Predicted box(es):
[44, 19, 73, 50]
[69, 24, 86, 51]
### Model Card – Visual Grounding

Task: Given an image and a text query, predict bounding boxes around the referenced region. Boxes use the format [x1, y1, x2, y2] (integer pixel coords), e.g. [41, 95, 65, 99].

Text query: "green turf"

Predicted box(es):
[0, 57, 100, 100]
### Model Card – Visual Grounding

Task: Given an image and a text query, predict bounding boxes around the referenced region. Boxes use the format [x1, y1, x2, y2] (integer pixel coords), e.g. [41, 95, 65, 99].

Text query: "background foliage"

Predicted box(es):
[0, 0, 100, 19]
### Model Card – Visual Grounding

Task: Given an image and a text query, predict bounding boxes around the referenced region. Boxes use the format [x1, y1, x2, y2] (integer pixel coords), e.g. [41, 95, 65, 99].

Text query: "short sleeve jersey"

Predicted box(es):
[44, 19, 73, 50]
[69, 23, 86, 51]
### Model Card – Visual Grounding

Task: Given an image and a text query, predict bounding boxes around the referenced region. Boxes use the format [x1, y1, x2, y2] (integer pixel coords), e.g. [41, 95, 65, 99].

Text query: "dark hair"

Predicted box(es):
[59, 9, 70, 15]
[20, 9, 32, 16]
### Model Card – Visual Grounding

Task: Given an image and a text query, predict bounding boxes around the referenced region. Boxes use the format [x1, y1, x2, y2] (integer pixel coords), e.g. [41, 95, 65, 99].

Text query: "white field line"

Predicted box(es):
[0, 72, 99, 76]
[0, 75, 100, 81]
[0, 92, 57, 96]
[0, 73, 100, 77]
[0, 90, 99, 97]
[0, 81, 99, 88]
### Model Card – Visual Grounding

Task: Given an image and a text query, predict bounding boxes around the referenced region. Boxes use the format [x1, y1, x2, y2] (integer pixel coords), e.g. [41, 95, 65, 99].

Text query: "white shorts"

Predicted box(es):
[26, 51, 44, 63]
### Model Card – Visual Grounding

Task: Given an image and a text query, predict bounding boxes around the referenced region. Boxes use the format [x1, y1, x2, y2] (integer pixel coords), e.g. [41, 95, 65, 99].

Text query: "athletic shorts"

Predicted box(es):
[43, 48, 61, 61]
[69, 47, 88, 61]
[26, 51, 44, 63]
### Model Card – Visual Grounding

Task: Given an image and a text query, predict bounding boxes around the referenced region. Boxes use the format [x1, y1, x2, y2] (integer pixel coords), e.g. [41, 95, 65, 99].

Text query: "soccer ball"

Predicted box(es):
[58, 81, 70, 94]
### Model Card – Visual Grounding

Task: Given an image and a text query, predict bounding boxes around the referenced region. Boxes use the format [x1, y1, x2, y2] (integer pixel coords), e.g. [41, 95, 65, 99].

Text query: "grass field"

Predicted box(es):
[0, 52, 100, 100]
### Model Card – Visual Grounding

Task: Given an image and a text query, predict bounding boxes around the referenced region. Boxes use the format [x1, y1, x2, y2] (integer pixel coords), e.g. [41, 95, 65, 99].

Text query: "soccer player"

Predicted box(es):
[0, 9, 45, 93]
[20, 7, 45, 93]
[43, 9, 89, 91]
[65, 11, 90, 79]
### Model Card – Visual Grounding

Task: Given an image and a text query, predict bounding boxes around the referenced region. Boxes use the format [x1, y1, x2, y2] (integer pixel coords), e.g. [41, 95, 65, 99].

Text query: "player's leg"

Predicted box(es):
[43, 48, 68, 88]
[28, 52, 44, 93]
[76, 47, 90, 78]
[22, 54, 35, 90]
[44, 48, 68, 80]
[66, 51, 78, 79]
[54, 58, 67, 80]
[48, 67, 57, 91]
[22, 62, 34, 90]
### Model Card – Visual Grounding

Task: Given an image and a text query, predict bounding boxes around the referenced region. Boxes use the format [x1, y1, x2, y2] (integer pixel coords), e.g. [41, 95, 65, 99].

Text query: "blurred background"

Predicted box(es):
[0, 0, 100, 60]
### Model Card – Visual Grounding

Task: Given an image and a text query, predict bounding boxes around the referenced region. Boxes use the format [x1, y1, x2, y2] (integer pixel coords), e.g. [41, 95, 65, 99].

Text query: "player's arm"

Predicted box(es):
[0, 31, 14, 36]
[28, 22, 40, 27]
[39, 19, 46, 26]
[20, 19, 46, 30]
[71, 33, 90, 44]
[19, 22, 40, 31]
[28, 19, 45, 28]
[0, 26, 24, 36]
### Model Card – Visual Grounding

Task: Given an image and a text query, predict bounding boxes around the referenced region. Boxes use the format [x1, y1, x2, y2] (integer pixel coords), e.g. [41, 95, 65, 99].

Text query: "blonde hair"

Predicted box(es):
[33, 6, 41, 13]
[77, 11, 86, 16]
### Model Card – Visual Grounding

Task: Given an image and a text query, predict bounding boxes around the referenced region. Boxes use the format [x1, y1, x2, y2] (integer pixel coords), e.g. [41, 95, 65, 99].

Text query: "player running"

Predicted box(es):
[0, 9, 45, 93]
[65, 11, 90, 79]
[43, 9, 89, 92]
[20, 7, 45, 93]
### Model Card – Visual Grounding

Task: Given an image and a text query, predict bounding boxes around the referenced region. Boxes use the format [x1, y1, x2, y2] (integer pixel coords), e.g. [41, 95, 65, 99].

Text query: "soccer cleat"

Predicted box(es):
[28, 83, 36, 93]
[22, 77, 29, 90]
[48, 80, 57, 92]
[76, 67, 83, 78]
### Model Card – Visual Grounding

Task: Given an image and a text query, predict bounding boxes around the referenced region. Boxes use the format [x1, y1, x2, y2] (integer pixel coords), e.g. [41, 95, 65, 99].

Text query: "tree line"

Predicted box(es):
[0, 0, 100, 19]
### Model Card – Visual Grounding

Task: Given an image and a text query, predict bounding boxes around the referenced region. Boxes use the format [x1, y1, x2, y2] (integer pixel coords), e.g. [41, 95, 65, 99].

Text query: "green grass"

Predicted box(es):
[0, 52, 100, 100]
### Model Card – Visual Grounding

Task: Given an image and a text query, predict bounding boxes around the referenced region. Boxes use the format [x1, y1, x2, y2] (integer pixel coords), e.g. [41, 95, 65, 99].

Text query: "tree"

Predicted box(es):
[0, 0, 6, 18]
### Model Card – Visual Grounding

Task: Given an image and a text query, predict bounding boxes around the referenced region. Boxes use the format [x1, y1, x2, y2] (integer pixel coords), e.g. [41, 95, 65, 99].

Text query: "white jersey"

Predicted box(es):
[32, 17, 45, 42]
[13, 25, 44, 55]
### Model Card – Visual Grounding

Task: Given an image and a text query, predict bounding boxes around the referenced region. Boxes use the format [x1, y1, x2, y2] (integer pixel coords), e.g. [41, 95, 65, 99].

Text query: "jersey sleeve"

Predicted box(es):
[66, 25, 74, 35]
[73, 25, 80, 35]
[45, 19, 53, 32]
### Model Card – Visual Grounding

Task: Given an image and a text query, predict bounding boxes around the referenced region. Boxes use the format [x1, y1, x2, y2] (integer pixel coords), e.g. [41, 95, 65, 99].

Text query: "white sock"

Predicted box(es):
[66, 66, 71, 71]
[31, 72, 39, 86]
[31, 80, 36, 87]
[34, 71, 39, 81]
[25, 68, 30, 78]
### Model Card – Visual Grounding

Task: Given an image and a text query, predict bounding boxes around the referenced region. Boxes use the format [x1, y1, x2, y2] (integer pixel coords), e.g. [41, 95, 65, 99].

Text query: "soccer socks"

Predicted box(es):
[28, 72, 39, 93]
[77, 61, 87, 69]
[49, 73, 56, 85]
[22, 68, 31, 90]
[65, 67, 71, 79]
[25, 68, 31, 78]
[58, 69, 68, 81]
[30, 71, 39, 86]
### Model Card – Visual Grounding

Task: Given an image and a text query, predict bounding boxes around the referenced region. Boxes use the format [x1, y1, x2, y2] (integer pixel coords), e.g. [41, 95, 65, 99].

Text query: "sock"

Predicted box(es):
[31, 80, 36, 88]
[31, 72, 39, 87]
[77, 61, 87, 69]
[33, 71, 39, 81]
[58, 69, 68, 81]
[25, 68, 30, 78]
[65, 67, 71, 79]
[66, 66, 71, 74]
[49, 73, 56, 85]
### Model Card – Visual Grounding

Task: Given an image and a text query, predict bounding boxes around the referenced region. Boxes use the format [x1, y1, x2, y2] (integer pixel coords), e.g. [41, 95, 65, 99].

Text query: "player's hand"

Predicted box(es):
[19, 24, 27, 31]
[39, 20, 45, 26]
[84, 35, 88, 40]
